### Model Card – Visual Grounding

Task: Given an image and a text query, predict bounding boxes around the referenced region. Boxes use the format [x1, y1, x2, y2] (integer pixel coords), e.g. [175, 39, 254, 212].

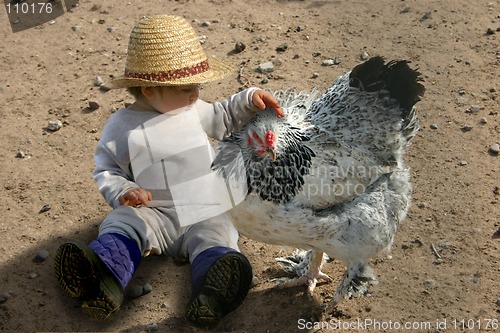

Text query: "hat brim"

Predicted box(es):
[105, 56, 237, 89]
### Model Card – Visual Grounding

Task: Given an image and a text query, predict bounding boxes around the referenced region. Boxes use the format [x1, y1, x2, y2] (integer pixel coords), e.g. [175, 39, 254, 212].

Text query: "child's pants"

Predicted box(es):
[97, 205, 240, 263]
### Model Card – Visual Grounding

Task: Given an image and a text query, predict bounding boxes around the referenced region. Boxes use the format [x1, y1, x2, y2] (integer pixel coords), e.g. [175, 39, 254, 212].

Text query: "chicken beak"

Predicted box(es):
[266, 148, 277, 161]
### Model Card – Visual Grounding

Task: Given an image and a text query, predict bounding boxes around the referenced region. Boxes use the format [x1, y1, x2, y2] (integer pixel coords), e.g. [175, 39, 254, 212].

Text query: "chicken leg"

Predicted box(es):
[275, 250, 332, 297]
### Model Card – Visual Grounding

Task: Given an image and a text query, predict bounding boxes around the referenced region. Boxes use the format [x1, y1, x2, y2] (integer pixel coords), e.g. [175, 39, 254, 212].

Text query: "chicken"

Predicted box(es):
[213, 56, 425, 307]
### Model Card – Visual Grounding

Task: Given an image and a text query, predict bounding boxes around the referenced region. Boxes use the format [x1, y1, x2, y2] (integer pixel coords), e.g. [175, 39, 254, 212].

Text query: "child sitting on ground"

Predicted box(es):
[54, 14, 283, 330]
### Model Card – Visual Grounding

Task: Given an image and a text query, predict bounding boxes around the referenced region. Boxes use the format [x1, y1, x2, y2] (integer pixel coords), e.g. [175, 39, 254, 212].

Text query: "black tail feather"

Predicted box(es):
[349, 56, 425, 117]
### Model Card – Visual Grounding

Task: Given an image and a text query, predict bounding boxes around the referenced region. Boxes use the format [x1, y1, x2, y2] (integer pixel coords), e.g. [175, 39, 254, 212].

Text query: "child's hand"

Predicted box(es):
[252, 90, 284, 118]
[119, 188, 152, 207]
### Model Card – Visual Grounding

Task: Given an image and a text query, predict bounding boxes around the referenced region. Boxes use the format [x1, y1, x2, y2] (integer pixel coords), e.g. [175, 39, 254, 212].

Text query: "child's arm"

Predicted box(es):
[197, 88, 283, 141]
[93, 141, 149, 208]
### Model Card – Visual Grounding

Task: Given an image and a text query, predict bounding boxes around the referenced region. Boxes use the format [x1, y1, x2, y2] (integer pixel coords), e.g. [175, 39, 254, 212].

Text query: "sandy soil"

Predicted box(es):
[1, 0, 499, 332]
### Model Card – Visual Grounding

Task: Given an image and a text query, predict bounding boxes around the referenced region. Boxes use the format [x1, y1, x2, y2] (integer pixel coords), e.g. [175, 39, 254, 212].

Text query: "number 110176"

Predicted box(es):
[5, 2, 53, 14]
[452, 318, 498, 330]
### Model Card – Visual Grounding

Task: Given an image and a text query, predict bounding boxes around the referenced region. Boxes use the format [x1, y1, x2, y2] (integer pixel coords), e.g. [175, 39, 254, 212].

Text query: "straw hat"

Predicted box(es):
[107, 15, 236, 89]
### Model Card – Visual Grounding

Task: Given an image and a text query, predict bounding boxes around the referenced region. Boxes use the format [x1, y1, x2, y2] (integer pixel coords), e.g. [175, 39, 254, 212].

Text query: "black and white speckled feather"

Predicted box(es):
[213, 56, 425, 307]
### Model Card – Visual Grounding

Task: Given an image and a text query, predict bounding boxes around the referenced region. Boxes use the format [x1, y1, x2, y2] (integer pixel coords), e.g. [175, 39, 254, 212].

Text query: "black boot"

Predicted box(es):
[54, 233, 141, 319]
[186, 247, 253, 330]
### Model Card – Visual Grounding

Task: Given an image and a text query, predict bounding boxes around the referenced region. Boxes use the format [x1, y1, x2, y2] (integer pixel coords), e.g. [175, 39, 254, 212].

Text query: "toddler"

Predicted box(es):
[54, 14, 283, 330]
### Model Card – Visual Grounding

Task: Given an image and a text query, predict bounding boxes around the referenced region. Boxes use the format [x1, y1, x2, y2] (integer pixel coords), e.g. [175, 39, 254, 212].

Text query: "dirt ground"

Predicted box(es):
[1, 0, 499, 332]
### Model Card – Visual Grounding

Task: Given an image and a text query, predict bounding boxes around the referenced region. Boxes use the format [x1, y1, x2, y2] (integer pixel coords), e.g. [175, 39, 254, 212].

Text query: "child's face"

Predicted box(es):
[144, 85, 200, 113]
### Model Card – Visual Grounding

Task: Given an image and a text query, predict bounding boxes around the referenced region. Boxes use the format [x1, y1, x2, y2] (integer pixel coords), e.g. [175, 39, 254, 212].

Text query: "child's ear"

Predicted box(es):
[141, 86, 156, 100]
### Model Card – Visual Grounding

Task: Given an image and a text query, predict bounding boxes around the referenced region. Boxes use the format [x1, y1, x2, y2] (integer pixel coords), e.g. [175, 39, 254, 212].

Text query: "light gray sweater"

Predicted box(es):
[93, 88, 259, 210]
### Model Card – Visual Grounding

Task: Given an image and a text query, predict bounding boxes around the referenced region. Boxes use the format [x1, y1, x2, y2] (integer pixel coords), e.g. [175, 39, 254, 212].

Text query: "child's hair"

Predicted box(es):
[127, 86, 143, 99]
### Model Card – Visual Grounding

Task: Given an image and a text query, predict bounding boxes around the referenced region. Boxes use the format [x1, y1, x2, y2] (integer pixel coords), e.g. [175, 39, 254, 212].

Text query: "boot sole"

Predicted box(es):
[186, 252, 253, 330]
[54, 240, 123, 319]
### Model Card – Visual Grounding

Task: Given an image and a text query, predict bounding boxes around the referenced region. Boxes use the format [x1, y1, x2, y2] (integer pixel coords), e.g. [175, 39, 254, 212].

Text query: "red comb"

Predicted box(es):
[266, 130, 275, 148]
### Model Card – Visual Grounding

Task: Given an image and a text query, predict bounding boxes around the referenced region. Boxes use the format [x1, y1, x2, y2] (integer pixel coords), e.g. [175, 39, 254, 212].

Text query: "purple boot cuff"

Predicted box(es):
[190, 246, 237, 292]
[89, 233, 141, 288]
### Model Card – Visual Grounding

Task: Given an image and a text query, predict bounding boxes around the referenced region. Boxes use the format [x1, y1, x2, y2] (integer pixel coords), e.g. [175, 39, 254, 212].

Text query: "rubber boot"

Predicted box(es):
[54, 233, 141, 319]
[185, 246, 253, 330]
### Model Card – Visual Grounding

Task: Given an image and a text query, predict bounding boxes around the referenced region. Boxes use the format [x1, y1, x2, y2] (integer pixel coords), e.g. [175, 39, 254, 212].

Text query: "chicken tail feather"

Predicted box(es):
[349, 56, 425, 118]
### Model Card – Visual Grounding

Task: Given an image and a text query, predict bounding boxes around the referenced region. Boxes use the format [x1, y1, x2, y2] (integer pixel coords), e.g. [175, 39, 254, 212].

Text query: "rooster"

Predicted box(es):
[213, 56, 425, 307]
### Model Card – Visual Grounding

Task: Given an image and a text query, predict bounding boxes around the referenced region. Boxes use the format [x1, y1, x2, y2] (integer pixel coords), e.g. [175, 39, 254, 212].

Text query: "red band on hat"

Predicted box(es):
[125, 60, 210, 82]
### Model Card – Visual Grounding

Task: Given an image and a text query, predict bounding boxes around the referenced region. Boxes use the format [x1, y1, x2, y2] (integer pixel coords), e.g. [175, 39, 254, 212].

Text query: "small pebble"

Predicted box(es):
[439, 242, 450, 249]
[39, 204, 51, 213]
[486, 27, 496, 35]
[311, 72, 319, 79]
[0, 292, 9, 303]
[417, 202, 428, 209]
[47, 120, 63, 131]
[458, 161, 468, 166]
[479, 117, 488, 124]
[143, 282, 153, 295]
[489, 144, 499, 155]
[430, 124, 438, 129]
[94, 76, 104, 87]
[322, 59, 337, 66]
[360, 51, 369, 60]
[466, 105, 481, 114]
[260, 77, 269, 84]
[146, 323, 158, 332]
[127, 284, 144, 299]
[460, 125, 473, 132]
[414, 239, 424, 247]
[88, 100, 101, 110]
[400, 5, 410, 13]
[251, 275, 260, 288]
[276, 43, 288, 53]
[258, 62, 274, 73]
[16, 151, 25, 158]
[420, 11, 432, 21]
[201, 21, 211, 27]
[496, 299, 500, 307]
[234, 42, 246, 53]
[492, 227, 500, 239]
[423, 279, 436, 286]
[28, 272, 38, 279]
[271, 59, 282, 67]
[33, 249, 49, 263]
